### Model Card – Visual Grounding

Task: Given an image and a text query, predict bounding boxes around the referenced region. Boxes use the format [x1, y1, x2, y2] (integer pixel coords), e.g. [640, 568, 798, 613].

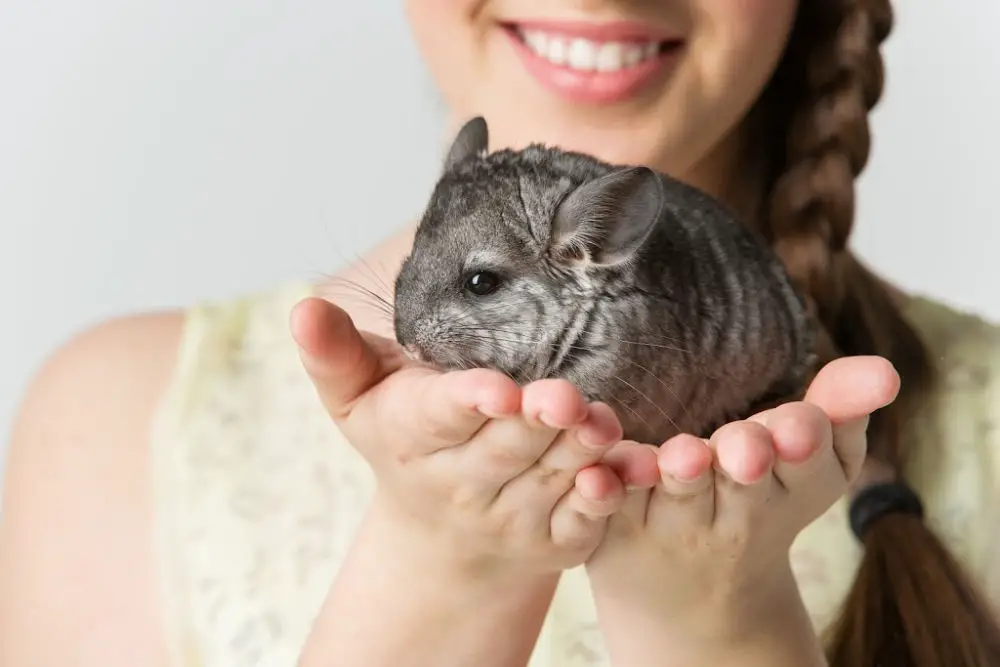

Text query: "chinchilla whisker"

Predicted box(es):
[611, 335, 692, 353]
[331, 292, 393, 321]
[326, 278, 395, 318]
[453, 299, 693, 349]
[453, 332, 575, 353]
[311, 230, 394, 300]
[443, 299, 545, 327]
[458, 324, 694, 357]
[621, 357, 697, 427]
[365, 256, 397, 297]
[323, 249, 395, 303]
[461, 331, 701, 415]
[451, 333, 696, 424]
[612, 374, 681, 435]
[444, 339, 528, 383]
[328, 276, 393, 306]
[322, 292, 393, 318]
[452, 313, 694, 353]
[608, 395, 652, 435]
[341, 250, 395, 302]
[456, 331, 643, 370]
[446, 338, 667, 435]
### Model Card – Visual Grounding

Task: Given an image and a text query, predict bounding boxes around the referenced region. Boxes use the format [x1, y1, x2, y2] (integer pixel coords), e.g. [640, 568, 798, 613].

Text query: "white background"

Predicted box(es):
[1, 1, 998, 483]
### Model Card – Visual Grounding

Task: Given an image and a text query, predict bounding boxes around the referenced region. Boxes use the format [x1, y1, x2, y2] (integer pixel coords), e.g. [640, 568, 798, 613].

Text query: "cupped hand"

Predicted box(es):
[289, 296, 661, 576]
[585, 355, 901, 634]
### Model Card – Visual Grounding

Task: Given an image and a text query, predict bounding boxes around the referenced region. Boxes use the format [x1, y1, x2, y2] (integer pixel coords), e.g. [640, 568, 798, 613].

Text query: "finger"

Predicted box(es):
[522, 379, 592, 430]
[751, 402, 838, 491]
[403, 368, 522, 453]
[709, 421, 777, 534]
[523, 401, 623, 489]
[658, 434, 714, 490]
[646, 434, 715, 530]
[549, 469, 624, 551]
[832, 416, 870, 483]
[471, 379, 588, 487]
[573, 465, 628, 516]
[601, 441, 661, 490]
[290, 297, 397, 420]
[713, 421, 776, 486]
[803, 356, 900, 424]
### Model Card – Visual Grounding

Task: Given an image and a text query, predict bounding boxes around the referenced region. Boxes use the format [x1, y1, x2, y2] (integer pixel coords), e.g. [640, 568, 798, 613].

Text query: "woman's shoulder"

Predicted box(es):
[896, 294, 1000, 588]
[1, 307, 188, 665]
[904, 293, 1000, 358]
[9, 281, 316, 454]
[903, 293, 1000, 338]
[0, 281, 315, 667]
[901, 292, 1000, 435]
[5, 301, 193, 492]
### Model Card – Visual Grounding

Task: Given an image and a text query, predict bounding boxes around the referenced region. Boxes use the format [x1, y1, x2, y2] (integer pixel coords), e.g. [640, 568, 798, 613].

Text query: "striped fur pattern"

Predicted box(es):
[393, 118, 814, 443]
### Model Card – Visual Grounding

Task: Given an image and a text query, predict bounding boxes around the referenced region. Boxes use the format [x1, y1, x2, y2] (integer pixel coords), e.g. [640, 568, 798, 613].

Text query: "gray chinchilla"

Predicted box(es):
[393, 116, 815, 443]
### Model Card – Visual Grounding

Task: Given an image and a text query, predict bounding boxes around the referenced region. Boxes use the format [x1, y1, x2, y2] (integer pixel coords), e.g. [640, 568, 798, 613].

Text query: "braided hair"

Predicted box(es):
[754, 1, 1000, 665]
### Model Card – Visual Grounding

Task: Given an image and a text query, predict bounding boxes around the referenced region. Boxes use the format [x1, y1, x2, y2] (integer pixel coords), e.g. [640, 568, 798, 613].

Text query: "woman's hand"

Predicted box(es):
[292, 296, 660, 575]
[585, 355, 901, 667]
[289, 296, 660, 667]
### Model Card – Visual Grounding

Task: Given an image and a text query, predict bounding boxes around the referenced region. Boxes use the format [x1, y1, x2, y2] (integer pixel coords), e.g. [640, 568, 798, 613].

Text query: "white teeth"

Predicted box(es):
[622, 44, 643, 67]
[518, 29, 662, 72]
[595, 42, 622, 72]
[548, 38, 567, 65]
[524, 30, 546, 53]
[567, 38, 597, 70]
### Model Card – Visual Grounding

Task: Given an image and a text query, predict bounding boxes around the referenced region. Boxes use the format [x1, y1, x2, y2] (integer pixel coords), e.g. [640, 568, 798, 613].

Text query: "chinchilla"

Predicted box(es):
[393, 116, 815, 443]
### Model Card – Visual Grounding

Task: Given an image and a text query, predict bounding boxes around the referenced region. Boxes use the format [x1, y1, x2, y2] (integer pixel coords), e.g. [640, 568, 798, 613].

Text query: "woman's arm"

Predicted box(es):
[590, 560, 827, 667]
[297, 500, 559, 667]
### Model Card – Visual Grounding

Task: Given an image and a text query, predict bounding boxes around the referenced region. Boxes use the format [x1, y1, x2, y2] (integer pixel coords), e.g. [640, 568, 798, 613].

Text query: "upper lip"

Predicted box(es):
[502, 18, 680, 43]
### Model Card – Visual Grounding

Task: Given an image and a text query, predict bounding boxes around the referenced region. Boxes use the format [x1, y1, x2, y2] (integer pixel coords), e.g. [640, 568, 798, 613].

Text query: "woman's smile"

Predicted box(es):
[498, 18, 684, 104]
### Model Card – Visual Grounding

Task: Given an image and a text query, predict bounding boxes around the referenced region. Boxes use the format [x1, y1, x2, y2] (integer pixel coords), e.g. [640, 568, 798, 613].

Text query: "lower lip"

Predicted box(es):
[502, 27, 681, 105]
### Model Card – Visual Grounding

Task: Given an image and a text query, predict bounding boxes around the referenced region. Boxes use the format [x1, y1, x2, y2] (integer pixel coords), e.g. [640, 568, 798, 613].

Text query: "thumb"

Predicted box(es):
[290, 296, 397, 420]
[803, 355, 900, 424]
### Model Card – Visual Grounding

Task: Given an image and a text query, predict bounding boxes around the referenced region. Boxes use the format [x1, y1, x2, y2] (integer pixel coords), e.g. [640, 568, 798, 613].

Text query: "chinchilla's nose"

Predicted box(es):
[402, 344, 429, 363]
[393, 302, 436, 361]
[393, 309, 415, 347]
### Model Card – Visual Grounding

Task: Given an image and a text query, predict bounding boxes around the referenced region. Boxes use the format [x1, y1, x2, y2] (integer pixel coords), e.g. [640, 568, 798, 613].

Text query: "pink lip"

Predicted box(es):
[501, 24, 682, 106]
[509, 18, 678, 43]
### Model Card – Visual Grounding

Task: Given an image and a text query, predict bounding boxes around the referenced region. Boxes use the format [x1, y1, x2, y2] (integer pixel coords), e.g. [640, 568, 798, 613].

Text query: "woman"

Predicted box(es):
[2, 0, 999, 666]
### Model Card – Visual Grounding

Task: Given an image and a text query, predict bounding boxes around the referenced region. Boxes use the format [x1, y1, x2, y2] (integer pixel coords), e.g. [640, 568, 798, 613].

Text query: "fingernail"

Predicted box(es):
[670, 471, 704, 484]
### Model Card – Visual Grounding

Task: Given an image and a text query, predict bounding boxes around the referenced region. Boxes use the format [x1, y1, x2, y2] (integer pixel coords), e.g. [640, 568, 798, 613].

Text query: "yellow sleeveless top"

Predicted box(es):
[149, 282, 1000, 667]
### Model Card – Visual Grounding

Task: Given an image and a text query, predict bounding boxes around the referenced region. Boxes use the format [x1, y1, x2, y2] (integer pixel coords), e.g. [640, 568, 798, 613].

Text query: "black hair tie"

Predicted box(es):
[849, 481, 925, 541]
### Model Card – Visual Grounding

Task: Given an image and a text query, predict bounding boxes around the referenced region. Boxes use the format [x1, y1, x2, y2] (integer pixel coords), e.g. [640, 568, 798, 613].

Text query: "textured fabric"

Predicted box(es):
[149, 281, 1000, 667]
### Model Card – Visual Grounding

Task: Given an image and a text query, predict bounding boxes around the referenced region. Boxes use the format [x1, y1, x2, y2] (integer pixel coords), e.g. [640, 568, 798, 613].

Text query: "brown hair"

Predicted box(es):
[753, 0, 1000, 665]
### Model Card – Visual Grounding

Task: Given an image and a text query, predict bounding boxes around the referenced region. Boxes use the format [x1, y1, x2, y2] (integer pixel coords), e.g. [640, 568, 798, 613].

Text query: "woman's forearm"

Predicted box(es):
[297, 500, 559, 667]
[591, 562, 828, 667]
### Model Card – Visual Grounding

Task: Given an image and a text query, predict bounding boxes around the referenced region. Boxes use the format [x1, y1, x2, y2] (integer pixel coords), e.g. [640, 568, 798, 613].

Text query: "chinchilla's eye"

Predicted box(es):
[464, 270, 502, 296]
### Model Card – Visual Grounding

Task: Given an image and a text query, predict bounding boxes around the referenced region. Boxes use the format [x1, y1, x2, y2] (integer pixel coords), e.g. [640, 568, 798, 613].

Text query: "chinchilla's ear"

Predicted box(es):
[548, 166, 664, 266]
[443, 116, 489, 170]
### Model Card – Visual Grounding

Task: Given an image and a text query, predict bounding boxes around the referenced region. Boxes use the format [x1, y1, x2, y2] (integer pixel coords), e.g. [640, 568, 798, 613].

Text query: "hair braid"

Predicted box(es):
[760, 1, 1000, 665]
